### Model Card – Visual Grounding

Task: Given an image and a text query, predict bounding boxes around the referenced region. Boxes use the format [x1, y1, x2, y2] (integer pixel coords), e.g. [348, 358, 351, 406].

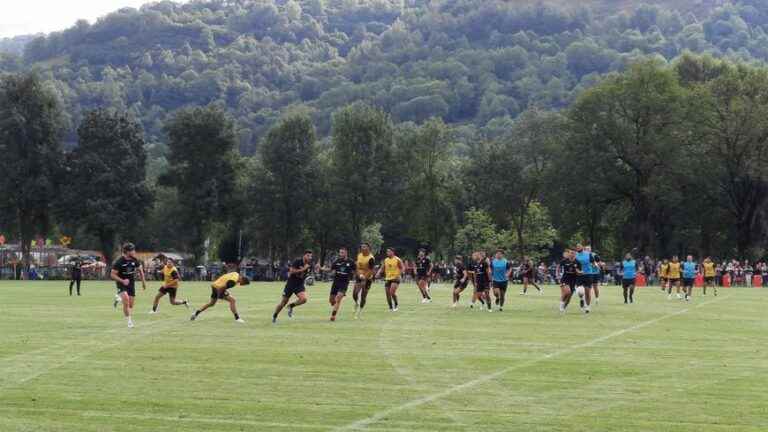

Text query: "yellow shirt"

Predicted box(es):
[162, 265, 179, 288]
[703, 262, 715, 278]
[668, 262, 681, 279]
[356, 253, 375, 280]
[383, 257, 403, 281]
[660, 263, 669, 278]
[212, 272, 240, 290]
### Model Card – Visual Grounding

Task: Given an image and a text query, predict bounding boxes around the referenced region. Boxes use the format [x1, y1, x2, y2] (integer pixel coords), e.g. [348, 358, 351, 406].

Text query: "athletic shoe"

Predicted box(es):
[487, 308, 493, 312]
[676, 293, 682, 299]
[421, 298, 428, 304]
[113, 296, 120, 309]
[330, 315, 336, 322]
[499, 307, 503, 312]
[236, 318, 246, 323]
[539, 290, 544, 295]
[148, 310, 157, 314]
[272, 314, 277, 324]
[519, 291, 526, 295]
[127, 320, 134, 328]
[426, 298, 432, 304]
[667, 294, 672, 300]
[595, 297, 600, 304]
[353, 303, 359, 314]
[190, 313, 197, 321]
[393, 306, 399, 312]
[451, 302, 457, 308]
[685, 296, 690, 302]
[287, 305, 294, 318]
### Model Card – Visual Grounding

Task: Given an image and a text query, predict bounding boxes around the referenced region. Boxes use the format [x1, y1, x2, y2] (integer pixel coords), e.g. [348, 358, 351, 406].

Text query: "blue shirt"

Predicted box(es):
[683, 261, 697, 279]
[491, 258, 509, 282]
[576, 251, 595, 275]
[622, 260, 636, 279]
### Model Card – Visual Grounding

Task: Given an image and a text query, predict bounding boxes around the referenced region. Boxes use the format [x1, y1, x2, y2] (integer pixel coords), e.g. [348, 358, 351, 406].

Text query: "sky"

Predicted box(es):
[0, 0, 158, 38]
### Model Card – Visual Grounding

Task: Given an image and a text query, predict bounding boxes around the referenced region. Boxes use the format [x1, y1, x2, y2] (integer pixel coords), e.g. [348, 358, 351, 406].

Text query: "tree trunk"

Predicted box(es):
[99, 229, 116, 267]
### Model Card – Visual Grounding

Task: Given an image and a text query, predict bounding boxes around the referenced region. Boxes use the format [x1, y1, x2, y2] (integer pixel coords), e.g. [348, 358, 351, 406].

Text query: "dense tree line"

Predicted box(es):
[4, 53, 768, 267]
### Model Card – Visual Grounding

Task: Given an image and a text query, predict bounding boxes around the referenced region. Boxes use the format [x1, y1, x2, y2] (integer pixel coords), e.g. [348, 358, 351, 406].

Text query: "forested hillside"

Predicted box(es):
[3, 0, 768, 160]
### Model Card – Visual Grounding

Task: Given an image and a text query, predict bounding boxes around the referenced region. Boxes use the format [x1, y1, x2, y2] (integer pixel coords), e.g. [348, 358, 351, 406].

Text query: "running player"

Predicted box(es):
[585, 246, 601, 304]
[491, 249, 512, 311]
[414, 249, 433, 303]
[273, 250, 313, 323]
[110, 243, 147, 328]
[621, 253, 637, 304]
[667, 256, 682, 299]
[322, 247, 356, 321]
[376, 247, 404, 311]
[659, 259, 670, 292]
[558, 249, 581, 313]
[702, 257, 717, 296]
[352, 243, 376, 318]
[472, 251, 492, 311]
[150, 258, 189, 313]
[682, 255, 698, 302]
[575, 244, 594, 313]
[190, 263, 249, 323]
[451, 255, 469, 307]
[520, 257, 542, 295]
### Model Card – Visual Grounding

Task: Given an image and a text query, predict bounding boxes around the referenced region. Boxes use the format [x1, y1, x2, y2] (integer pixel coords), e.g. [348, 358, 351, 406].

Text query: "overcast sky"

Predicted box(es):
[0, 1, 161, 38]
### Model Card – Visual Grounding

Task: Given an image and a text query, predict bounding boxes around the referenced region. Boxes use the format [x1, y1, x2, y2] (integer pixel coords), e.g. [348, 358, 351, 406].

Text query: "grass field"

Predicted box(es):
[1, 280, 766, 432]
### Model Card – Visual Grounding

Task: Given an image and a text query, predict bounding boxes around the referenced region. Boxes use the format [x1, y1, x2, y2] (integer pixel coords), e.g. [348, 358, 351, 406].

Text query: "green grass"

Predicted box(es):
[1, 280, 766, 432]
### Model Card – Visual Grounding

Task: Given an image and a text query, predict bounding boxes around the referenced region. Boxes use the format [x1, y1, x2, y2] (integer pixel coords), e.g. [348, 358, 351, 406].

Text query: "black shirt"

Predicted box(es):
[454, 263, 467, 281]
[331, 258, 356, 285]
[286, 258, 310, 289]
[473, 260, 489, 283]
[113, 256, 141, 286]
[560, 258, 581, 276]
[415, 257, 431, 277]
[71, 261, 82, 277]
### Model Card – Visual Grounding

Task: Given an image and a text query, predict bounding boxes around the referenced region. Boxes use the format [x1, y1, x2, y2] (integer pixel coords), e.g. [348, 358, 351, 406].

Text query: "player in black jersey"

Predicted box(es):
[321, 247, 356, 321]
[471, 251, 492, 311]
[451, 255, 469, 308]
[414, 249, 433, 303]
[110, 243, 147, 328]
[558, 249, 582, 313]
[272, 250, 313, 323]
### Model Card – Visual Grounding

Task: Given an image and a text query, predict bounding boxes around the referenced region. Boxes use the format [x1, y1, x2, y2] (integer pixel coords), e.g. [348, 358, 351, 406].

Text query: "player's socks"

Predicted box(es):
[272, 313, 278, 323]
[287, 304, 295, 318]
[234, 313, 240, 320]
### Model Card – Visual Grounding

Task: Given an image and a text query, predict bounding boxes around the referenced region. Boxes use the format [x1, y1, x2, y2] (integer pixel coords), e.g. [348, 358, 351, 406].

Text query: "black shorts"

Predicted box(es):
[705, 276, 715, 284]
[578, 275, 592, 287]
[416, 274, 430, 282]
[475, 280, 490, 292]
[385, 279, 401, 289]
[492, 280, 508, 291]
[159, 286, 178, 297]
[683, 278, 694, 288]
[622, 278, 636, 289]
[211, 287, 229, 300]
[117, 282, 136, 297]
[330, 281, 349, 296]
[454, 279, 469, 290]
[668, 277, 681, 285]
[356, 277, 373, 290]
[561, 274, 577, 291]
[283, 282, 306, 298]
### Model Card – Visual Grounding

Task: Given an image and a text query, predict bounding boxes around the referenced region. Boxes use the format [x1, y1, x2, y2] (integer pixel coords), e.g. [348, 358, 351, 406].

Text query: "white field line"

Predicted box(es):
[335, 295, 728, 431]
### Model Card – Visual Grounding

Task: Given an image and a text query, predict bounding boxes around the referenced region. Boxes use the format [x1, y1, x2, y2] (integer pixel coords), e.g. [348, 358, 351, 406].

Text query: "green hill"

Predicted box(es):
[3, 0, 767, 156]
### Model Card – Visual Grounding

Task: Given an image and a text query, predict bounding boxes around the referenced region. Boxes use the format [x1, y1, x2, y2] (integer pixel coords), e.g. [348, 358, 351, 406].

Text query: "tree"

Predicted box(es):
[252, 112, 318, 257]
[500, 201, 557, 262]
[0, 72, 64, 268]
[161, 105, 240, 263]
[61, 109, 152, 264]
[330, 102, 396, 243]
[454, 208, 501, 255]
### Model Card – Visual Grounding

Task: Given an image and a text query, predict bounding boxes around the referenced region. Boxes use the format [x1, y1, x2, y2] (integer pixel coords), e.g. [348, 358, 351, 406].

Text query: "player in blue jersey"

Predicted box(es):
[620, 253, 637, 304]
[490, 249, 512, 311]
[575, 244, 594, 313]
[585, 246, 602, 305]
[682, 255, 698, 302]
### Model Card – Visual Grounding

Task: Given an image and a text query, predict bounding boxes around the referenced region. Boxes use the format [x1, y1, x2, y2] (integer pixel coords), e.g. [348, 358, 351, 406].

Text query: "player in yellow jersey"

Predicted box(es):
[352, 243, 376, 318]
[702, 257, 717, 296]
[190, 263, 250, 323]
[376, 247, 404, 311]
[659, 259, 670, 292]
[150, 258, 189, 313]
[667, 256, 682, 300]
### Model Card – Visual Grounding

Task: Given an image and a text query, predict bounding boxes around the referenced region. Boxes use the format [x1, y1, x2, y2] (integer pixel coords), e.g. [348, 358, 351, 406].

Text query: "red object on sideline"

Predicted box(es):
[694, 274, 704, 287]
[636, 274, 646, 287]
[753, 275, 762, 288]
[723, 274, 731, 288]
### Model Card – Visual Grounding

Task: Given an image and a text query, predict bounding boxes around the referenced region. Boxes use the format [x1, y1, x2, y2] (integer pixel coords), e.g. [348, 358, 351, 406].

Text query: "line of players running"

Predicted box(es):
[107, 242, 711, 328]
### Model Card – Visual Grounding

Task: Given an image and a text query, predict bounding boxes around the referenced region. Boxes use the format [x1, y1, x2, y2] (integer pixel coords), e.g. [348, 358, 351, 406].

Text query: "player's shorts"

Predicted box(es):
[705, 276, 715, 284]
[668, 277, 681, 284]
[683, 278, 695, 288]
[523, 271, 535, 280]
[474, 280, 490, 292]
[283, 282, 306, 298]
[355, 276, 373, 289]
[578, 275, 592, 287]
[384, 279, 401, 289]
[159, 286, 178, 297]
[416, 274, 430, 282]
[622, 278, 636, 289]
[660, 277, 668, 284]
[492, 280, 508, 291]
[561, 274, 577, 291]
[330, 280, 349, 296]
[211, 287, 229, 300]
[117, 282, 136, 297]
[454, 279, 469, 290]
